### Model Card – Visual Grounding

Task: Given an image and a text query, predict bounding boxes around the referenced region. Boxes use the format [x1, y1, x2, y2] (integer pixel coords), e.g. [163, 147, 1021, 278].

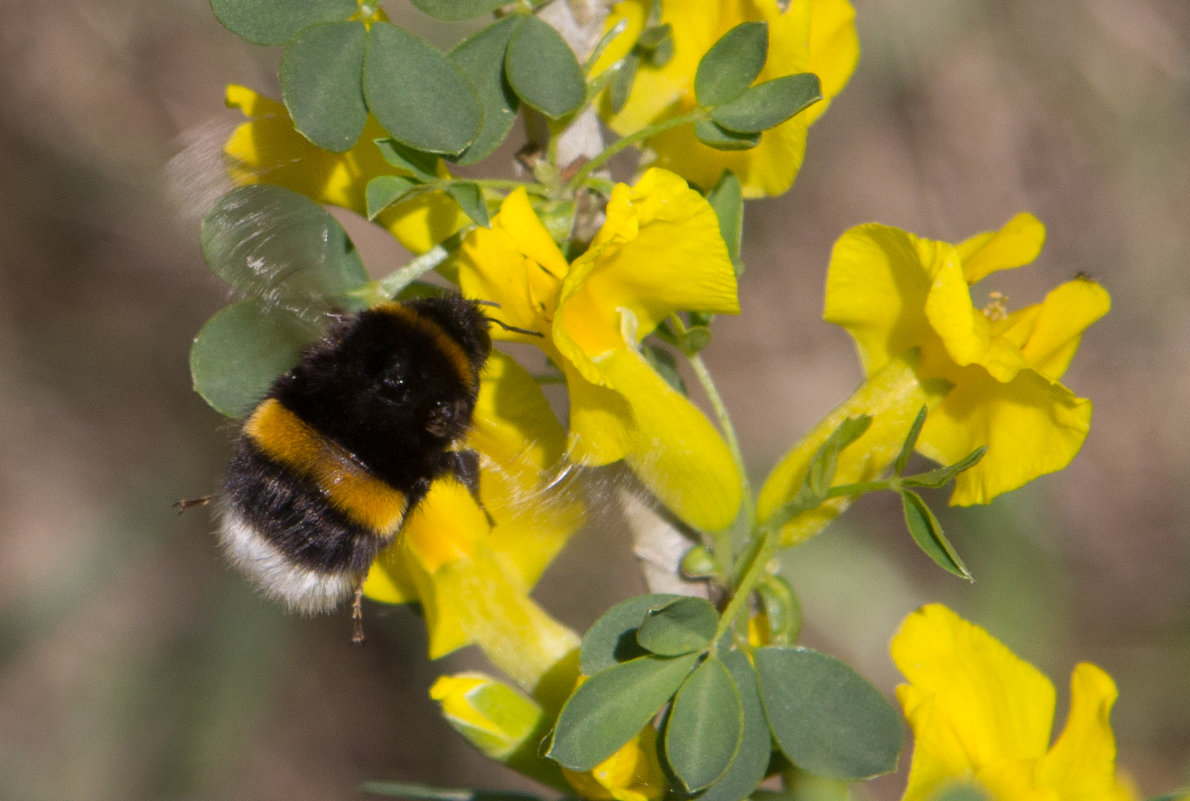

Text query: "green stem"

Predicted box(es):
[567, 109, 705, 191]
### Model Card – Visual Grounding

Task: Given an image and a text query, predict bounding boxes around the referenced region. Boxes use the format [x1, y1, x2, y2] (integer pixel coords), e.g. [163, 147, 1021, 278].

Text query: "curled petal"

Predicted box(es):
[1039, 664, 1128, 799]
[957, 212, 1046, 284]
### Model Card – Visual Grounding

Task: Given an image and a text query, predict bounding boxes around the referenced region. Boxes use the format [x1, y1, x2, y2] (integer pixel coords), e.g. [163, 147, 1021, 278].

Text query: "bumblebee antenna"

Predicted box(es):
[487, 317, 545, 338]
[474, 299, 545, 338]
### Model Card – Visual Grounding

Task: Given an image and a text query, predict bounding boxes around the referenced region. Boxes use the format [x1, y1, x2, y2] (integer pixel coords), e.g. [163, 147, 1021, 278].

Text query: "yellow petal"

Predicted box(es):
[457, 187, 568, 343]
[558, 169, 738, 364]
[564, 726, 667, 801]
[957, 213, 1046, 285]
[892, 604, 1056, 801]
[824, 223, 947, 377]
[1039, 663, 1134, 800]
[924, 247, 997, 368]
[602, 343, 743, 532]
[468, 351, 585, 590]
[1012, 278, 1112, 381]
[918, 366, 1092, 505]
[565, 360, 637, 465]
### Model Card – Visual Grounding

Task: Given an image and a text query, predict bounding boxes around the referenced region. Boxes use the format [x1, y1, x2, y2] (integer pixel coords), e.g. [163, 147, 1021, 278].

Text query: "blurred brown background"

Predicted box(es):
[0, 1, 1186, 799]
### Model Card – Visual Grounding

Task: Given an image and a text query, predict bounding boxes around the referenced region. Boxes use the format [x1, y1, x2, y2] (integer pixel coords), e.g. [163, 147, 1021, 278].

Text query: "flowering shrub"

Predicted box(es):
[187, 1, 1176, 800]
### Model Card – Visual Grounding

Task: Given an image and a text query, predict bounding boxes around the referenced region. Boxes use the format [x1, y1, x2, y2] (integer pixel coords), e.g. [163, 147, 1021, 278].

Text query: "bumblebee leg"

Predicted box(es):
[446, 449, 494, 527]
[351, 581, 365, 646]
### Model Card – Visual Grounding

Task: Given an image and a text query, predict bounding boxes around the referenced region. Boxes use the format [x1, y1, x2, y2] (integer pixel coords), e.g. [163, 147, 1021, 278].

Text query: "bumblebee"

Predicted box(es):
[217, 295, 493, 638]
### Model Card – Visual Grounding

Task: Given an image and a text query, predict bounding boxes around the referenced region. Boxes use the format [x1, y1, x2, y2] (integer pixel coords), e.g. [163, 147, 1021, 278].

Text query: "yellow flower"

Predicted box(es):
[563, 725, 667, 801]
[457, 168, 743, 532]
[597, 0, 859, 198]
[823, 213, 1110, 506]
[363, 351, 583, 691]
[759, 214, 1109, 544]
[223, 85, 467, 254]
[891, 604, 1135, 801]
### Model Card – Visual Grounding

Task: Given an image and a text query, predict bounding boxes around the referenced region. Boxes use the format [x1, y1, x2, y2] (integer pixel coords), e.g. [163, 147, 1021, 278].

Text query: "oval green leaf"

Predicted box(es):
[280, 21, 367, 152]
[754, 646, 902, 780]
[450, 16, 521, 165]
[373, 139, 440, 181]
[546, 653, 699, 771]
[694, 119, 760, 151]
[210, 0, 357, 46]
[580, 594, 682, 675]
[755, 574, 803, 646]
[709, 72, 822, 134]
[505, 16, 586, 119]
[200, 185, 370, 317]
[694, 22, 768, 108]
[664, 658, 743, 792]
[901, 490, 972, 580]
[366, 175, 420, 219]
[636, 597, 719, 657]
[445, 182, 490, 227]
[706, 171, 743, 273]
[697, 651, 773, 801]
[364, 23, 482, 155]
[190, 300, 322, 418]
[408, 0, 509, 20]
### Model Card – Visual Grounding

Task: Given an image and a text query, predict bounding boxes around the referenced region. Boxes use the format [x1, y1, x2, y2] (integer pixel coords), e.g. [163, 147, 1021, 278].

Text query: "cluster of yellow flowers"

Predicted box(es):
[210, 0, 1136, 798]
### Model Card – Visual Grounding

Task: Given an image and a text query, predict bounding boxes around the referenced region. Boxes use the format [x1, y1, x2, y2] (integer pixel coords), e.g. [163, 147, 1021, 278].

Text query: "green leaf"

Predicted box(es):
[445, 182, 490, 227]
[366, 175, 420, 219]
[280, 21, 367, 152]
[902, 447, 987, 489]
[450, 17, 521, 165]
[364, 23, 482, 155]
[664, 658, 743, 791]
[374, 139, 441, 181]
[201, 185, 370, 317]
[694, 22, 768, 108]
[607, 53, 638, 114]
[709, 72, 821, 133]
[755, 574, 802, 646]
[694, 119, 761, 151]
[696, 651, 773, 801]
[894, 406, 928, 476]
[580, 594, 682, 675]
[546, 653, 700, 771]
[754, 646, 902, 780]
[505, 16, 586, 119]
[190, 300, 322, 418]
[636, 597, 719, 657]
[210, 0, 356, 46]
[706, 172, 743, 273]
[807, 415, 872, 498]
[407, 0, 509, 21]
[901, 490, 972, 580]
[636, 24, 674, 68]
